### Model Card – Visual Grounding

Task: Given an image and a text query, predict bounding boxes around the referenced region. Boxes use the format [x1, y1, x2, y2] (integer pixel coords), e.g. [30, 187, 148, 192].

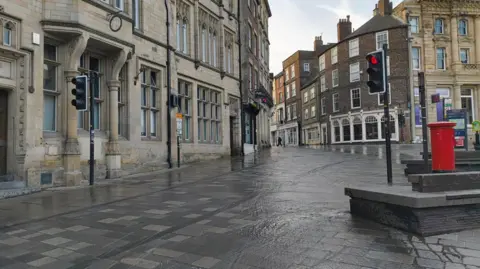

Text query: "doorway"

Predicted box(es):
[0, 90, 7, 175]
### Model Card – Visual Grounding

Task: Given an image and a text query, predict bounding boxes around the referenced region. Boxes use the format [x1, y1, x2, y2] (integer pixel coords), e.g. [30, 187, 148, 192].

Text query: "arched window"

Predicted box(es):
[365, 116, 378, 140]
[459, 19, 468, 36]
[182, 19, 188, 53]
[227, 45, 232, 73]
[176, 18, 181, 51]
[201, 26, 206, 62]
[212, 32, 217, 67]
[332, 120, 341, 142]
[3, 22, 13, 46]
[342, 119, 350, 142]
[353, 117, 362, 140]
[208, 29, 213, 65]
[381, 115, 396, 139]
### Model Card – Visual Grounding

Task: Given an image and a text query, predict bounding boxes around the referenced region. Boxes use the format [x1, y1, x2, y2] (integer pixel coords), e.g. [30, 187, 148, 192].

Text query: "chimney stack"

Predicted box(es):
[314, 36, 323, 52]
[337, 15, 352, 42]
[377, 0, 392, 16]
[373, 4, 379, 16]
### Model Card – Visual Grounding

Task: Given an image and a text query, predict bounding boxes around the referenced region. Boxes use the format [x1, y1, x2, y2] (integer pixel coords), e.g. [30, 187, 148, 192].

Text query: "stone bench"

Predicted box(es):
[401, 153, 480, 176]
[409, 172, 480, 192]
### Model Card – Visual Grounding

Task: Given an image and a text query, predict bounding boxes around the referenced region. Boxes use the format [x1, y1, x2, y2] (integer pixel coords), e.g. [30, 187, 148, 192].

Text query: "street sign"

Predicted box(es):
[446, 109, 468, 150]
[473, 121, 480, 132]
[176, 113, 182, 136]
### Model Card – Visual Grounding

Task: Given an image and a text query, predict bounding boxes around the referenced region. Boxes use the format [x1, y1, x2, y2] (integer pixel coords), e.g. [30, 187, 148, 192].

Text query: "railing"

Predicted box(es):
[463, 64, 478, 70]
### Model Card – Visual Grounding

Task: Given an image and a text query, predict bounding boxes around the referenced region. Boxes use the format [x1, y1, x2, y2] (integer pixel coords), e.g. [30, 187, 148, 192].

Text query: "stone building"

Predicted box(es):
[393, 0, 480, 146]
[239, 0, 273, 155]
[0, 0, 242, 187]
[319, 0, 411, 144]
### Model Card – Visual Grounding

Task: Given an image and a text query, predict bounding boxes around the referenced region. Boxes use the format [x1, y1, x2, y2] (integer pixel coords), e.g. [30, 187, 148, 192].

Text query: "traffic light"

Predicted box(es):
[366, 50, 386, 95]
[71, 75, 88, 111]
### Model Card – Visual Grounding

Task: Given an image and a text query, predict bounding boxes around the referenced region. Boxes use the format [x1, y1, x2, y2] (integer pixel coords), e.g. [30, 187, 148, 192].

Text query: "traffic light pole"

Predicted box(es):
[382, 44, 393, 185]
[88, 72, 97, 186]
[418, 72, 429, 171]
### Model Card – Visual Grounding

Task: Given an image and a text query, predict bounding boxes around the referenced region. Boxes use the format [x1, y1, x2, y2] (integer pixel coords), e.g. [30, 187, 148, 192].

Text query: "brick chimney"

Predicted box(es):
[337, 15, 352, 42]
[373, 4, 379, 16]
[314, 36, 323, 52]
[377, 0, 392, 16]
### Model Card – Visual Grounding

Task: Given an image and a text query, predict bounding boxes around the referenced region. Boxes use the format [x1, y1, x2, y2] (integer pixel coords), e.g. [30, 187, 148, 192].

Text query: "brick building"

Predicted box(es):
[277, 50, 318, 146]
[394, 0, 480, 146]
[270, 71, 284, 145]
[0, 0, 242, 187]
[300, 75, 320, 145]
[319, 0, 411, 144]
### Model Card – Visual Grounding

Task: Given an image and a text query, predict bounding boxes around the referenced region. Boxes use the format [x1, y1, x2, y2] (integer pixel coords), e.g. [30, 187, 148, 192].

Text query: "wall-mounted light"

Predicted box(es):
[133, 67, 146, 85]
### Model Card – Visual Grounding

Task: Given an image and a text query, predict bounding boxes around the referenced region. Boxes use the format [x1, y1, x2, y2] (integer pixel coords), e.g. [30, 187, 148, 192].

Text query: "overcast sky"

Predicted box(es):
[268, 0, 404, 74]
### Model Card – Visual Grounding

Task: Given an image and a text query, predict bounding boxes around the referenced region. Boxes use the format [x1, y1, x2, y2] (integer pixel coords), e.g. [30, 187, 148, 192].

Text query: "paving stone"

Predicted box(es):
[214, 212, 236, 218]
[120, 257, 159, 269]
[196, 220, 211, 225]
[142, 225, 171, 232]
[21, 233, 43, 240]
[65, 242, 94, 251]
[0, 237, 29, 246]
[149, 248, 185, 258]
[167, 235, 191, 242]
[202, 207, 218, 212]
[39, 228, 65, 235]
[192, 256, 221, 268]
[6, 229, 27, 236]
[98, 218, 118, 224]
[118, 215, 140, 221]
[65, 225, 89, 232]
[98, 209, 115, 213]
[144, 209, 170, 215]
[26, 256, 57, 267]
[183, 214, 202, 218]
[41, 237, 71, 246]
[42, 248, 73, 258]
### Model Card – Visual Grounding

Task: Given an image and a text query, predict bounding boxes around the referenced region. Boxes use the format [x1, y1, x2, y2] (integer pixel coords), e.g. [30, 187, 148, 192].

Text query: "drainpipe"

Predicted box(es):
[165, 0, 172, 168]
[237, 2, 245, 156]
[406, 10, 416, 143]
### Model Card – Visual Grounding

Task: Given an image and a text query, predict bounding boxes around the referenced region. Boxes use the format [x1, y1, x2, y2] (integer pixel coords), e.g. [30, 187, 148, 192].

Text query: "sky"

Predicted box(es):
[268, 0, 404, 74]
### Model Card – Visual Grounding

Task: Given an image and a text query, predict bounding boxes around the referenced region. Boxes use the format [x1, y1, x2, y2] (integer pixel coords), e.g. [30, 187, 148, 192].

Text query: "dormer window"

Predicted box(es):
[434, 18, 444, 34]
[459, 19, 468, 36]
[3, 23, 12, 46]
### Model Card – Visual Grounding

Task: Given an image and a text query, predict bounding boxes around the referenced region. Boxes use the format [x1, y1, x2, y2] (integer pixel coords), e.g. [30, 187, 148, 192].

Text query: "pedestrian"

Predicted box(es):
[277, 136, 282, 147]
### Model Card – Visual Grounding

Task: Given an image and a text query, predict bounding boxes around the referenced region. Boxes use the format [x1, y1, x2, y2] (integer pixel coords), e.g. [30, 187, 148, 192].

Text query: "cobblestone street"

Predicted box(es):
[0, 147, 479, 269]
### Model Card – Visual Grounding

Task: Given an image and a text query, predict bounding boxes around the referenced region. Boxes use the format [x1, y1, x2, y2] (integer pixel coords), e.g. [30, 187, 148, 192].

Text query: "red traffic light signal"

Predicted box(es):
[367, 55, 379, 65]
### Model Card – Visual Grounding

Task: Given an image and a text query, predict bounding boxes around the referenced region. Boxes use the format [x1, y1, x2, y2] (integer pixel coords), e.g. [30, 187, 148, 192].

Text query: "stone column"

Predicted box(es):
[453, 83, 462, 109]
[63, 33, 89, 186]
[451, 16, 459, 69]
[475, 16, 480, 64]
[106, 49, 128, 179]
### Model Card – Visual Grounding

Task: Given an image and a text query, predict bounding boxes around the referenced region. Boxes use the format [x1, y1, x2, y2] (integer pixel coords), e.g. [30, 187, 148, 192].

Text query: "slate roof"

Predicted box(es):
[344, 14, 406, 41]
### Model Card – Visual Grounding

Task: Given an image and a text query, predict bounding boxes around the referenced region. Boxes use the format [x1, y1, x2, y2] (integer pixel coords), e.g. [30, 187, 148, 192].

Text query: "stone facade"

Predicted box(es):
[239, 0, 272, 154]
[270, 71, 284, 145]
[393, 0, 480, 146]
[319, 3, 410, 145]
[0, 0, 242, 187]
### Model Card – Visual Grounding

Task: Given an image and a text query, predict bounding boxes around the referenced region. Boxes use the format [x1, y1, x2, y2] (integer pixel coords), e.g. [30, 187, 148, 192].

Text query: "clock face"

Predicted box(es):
[109, 16, 122, 32]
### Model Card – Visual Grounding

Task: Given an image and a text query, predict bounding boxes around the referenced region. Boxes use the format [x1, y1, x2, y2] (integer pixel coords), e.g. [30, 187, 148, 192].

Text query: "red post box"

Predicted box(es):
[427, 122, 456, 172]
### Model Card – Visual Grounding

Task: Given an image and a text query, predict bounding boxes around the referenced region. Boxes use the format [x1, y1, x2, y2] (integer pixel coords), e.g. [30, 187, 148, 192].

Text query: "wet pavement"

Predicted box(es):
[0, 147, 479, 268]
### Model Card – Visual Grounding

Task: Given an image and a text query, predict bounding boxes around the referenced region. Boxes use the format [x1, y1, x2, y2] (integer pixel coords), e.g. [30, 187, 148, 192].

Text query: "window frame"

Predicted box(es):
[349, 62, 360, 82]
[412, 47, 421, 70]
[114, 0, 124, 11]
[331, 46, 338, 64]
[461, 88, 475, 125]
[178, 79, 193, 142]
[375, 31, 389, 50]
[139, 67, 161, 138]
[303, 63, 310, 72]
[196, 86, 222, 143]
[320, 75, 326, 92]
[43, 43, 60, 132]
[459, 19, 468, 36]
[303, 91, 308, 103]
[332, 93, 339, 112]
[310, 105, 316, 118]
[319, 55, 325, 71]
[350, 88, 361, 109]
[460, 48, 470, 64]
[332, 69, 339, 88]
[436, 47, 446, 70]
[3, 23, 12, 46]
[434, 18, 444, 34]
[321, 97, 326, 115]
[349, 38, 359, 57]
[77, 53, 104, 131]
[409, 16, 419, 33]
[133, 0, 140, 29]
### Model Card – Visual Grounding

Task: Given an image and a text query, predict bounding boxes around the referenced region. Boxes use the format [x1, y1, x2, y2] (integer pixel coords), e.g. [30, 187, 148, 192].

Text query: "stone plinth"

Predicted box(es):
[345, 185, 480, 236]
[409, 172, 480, 192]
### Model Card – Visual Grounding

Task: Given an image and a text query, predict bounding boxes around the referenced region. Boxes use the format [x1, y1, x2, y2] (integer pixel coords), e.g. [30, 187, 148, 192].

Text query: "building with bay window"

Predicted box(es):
[319, 0, 411, 144]
[240, 0, 273, 155]
[0, 0, 241, 187]
[393, 0, 480, 145]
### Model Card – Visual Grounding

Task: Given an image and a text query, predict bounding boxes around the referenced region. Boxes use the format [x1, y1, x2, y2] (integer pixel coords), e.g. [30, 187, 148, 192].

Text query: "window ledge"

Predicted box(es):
[141, 137, 161, 142]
